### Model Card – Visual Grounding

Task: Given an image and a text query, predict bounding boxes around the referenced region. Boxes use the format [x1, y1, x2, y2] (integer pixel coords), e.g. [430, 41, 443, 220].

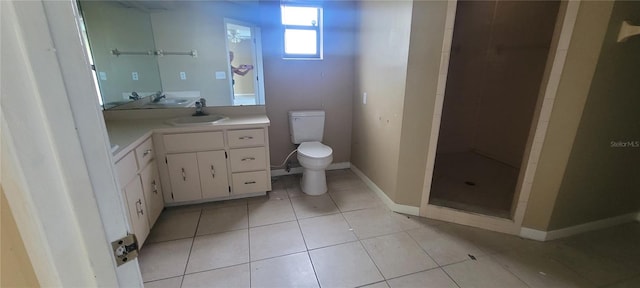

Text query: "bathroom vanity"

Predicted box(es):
[107, 113, 271, 247]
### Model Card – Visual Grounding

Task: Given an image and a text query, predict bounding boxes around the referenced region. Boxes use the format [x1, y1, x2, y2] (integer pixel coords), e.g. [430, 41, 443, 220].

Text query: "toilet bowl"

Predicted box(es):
[297, 141, 333, 195]
[288, 110, 333, 195]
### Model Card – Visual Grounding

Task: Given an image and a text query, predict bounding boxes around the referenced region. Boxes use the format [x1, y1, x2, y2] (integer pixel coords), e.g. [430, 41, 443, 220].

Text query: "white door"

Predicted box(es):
[3, 0, 143, 286]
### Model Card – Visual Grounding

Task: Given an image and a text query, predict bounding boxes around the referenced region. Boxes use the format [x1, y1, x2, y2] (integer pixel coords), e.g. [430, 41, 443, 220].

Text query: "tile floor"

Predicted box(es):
[140, 169, 640, 288]
[430, 152, 520, 218]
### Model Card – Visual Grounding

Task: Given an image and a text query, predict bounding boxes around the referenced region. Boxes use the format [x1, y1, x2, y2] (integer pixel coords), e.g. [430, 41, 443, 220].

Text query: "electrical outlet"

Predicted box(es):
[99, 71, 107, 80]
[131, 72, 138, 80]
[180, 72, 187, 80]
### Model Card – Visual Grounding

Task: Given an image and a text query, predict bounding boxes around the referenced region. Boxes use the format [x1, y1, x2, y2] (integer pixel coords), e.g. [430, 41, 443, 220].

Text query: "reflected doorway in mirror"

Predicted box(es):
[225, 19, 265, 106]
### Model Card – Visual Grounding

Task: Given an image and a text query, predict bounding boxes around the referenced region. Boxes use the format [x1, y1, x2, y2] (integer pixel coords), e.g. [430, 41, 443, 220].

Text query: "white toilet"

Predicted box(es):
[289, 110, 333, 195]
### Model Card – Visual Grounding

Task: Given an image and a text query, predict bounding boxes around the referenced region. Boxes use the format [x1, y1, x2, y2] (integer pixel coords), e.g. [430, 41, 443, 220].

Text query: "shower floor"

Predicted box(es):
[429, 152, 520, 219]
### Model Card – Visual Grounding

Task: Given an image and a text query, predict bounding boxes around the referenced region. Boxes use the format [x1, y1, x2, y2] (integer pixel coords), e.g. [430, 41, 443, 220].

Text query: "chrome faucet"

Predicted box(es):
[193, 98, 208, 116]
[129, 92, 140, 100]
[151, 91, 166, 103]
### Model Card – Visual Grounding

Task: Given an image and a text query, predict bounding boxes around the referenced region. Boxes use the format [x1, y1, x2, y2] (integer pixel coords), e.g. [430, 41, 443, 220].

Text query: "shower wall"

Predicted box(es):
[437, 0, 560, 167]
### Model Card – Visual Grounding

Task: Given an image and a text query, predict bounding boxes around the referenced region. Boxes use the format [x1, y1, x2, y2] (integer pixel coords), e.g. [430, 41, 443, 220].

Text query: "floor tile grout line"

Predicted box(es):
[304, 249, 323, 288]
[382, 265, 458, 286]
[440, 266, 463, 288]
[482, 252, 534, 287]
[288, 192, 323, 288]
[357, 237, 386, 281]
[181, 262, 249, 278]
[404, 228, 445, 269]
[179, 208, 203, 288]
[142, 275, 183, 284]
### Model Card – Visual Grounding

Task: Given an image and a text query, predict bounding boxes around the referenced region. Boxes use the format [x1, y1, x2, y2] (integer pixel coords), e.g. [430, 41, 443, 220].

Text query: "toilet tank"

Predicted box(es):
[289, 110, 325, 144]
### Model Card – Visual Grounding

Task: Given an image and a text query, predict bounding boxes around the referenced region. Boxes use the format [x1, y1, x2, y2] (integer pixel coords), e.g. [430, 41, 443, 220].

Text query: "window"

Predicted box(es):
[281, 4, 322, 59]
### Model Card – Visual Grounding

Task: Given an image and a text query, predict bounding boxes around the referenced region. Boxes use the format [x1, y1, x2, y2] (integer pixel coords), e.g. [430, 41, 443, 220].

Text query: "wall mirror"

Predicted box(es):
[78, 0, 264, 110]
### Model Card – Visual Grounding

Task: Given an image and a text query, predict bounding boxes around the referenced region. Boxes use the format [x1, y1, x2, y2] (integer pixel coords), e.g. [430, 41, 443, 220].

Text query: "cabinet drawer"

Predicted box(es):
[163, 132, 224, 153]
[135, 137, 154, 168]
[227, 129, 264, 148]
[115, 152, 137, 188]
[230, 147, 267, 172]
[232, 171, 268, 194]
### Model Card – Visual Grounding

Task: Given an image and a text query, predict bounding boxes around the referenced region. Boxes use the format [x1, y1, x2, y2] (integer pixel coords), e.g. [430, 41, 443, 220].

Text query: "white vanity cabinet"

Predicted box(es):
[228, 129, 270, 195]
[113, 136, 163, 247]
[157, 126, 271, 204]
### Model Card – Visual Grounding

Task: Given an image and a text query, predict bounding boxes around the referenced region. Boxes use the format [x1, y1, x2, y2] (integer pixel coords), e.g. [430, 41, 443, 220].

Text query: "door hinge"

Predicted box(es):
[111, 234, 138, 266]
[228, 186, 231, 193]
[165, 157, 168, 164]
[171, 192, 174, 199]
[225, 151, 228, 159]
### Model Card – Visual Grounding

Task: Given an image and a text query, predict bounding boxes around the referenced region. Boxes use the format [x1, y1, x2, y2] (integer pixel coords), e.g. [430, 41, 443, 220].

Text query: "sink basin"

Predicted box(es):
[152, 98, 190, 105]
[143, 97, 197, 108]
[167, 115, 228, 126]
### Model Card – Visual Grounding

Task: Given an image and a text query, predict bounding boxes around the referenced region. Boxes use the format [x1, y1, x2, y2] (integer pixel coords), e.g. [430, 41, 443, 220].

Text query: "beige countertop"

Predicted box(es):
[106, 114, 270, 161]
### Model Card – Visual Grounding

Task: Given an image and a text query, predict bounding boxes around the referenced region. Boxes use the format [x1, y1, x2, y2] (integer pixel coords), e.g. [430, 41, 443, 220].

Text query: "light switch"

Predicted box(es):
[132, 72, 138, 80]
[99, 71, 107, 80]
[215, 71, 226, 80]
[180, 72, 187, 80]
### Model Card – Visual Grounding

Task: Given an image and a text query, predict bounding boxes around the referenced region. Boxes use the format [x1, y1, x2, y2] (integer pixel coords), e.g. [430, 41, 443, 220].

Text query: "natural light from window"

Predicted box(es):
[281, 4, 322, 59]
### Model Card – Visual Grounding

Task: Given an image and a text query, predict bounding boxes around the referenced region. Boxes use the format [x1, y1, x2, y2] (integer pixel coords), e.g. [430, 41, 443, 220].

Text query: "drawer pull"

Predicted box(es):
[181, 168, 186, 181]
[152, 180, 158, 194]
[241, 157, 256, 161]
[136, 199, 144, 216]
[210, 165, 215, 178]
[143, 149, 152, 157]
[239, 136, 254, 140]
[244, 181, 256, 185]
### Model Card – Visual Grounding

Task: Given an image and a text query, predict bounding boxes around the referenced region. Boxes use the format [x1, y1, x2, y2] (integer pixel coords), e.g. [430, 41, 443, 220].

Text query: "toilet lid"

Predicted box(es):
[298, 142, 333, 158]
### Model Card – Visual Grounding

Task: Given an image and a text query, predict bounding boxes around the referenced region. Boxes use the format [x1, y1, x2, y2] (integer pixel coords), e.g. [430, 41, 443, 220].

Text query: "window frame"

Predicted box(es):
[281, 3, 323, 60]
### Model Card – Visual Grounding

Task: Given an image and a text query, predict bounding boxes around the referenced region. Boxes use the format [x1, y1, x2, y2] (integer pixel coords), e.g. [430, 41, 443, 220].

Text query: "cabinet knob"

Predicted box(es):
[244, 181, 256, 185]
[143, 149, 152, 157]
[210, 165, 215, 178]
[241, 157, 256, 161]
[181, 168, 186, 181]
[239, 136, 253, 140]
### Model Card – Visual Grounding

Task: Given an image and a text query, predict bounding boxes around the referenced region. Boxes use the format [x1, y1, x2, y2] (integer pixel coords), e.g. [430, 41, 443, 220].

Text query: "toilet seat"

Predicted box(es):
[298, 141, 332, 158]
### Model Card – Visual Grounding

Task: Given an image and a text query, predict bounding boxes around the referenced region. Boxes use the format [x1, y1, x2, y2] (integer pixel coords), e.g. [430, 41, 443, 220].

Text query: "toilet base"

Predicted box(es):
[300, 169, 327, 195]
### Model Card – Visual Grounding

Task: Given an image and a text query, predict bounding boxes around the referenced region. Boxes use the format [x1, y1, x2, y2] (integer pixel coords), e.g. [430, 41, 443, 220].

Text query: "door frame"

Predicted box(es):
[224, 18, 266, 106]
[2, 0, 142, 286]
[419, 0, 582, 235]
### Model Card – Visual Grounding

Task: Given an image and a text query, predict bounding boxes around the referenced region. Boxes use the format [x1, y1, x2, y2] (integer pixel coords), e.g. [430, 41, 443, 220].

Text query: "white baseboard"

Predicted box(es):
[350, 164, 420, 216]
[271, 162, 351, 177]
[519, 227, 548, 241]
[520, 212, 639, 241]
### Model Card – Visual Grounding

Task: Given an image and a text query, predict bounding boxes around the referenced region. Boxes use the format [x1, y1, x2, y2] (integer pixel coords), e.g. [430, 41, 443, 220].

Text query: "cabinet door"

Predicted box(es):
[166, 153, 202, 202]
[140, 161, 163, 227]
[197, 151, 230, 199]
[123, 177, 150, 246]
